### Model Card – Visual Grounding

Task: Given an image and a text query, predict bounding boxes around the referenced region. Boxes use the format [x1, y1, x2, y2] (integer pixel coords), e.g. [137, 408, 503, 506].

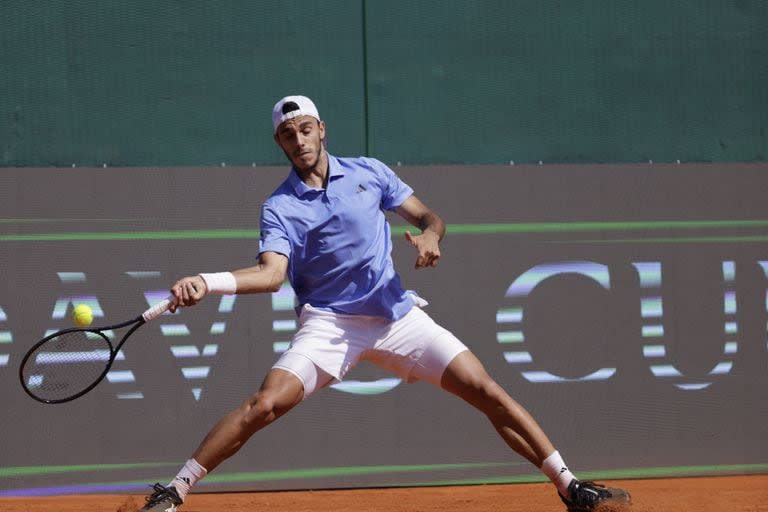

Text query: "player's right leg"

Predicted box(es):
[138, 367, 306, 512]
[191, 366, 305, 471]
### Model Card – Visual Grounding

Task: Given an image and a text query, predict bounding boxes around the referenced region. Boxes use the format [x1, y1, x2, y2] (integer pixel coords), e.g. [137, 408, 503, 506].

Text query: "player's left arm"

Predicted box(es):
[395, 195, 446, 269]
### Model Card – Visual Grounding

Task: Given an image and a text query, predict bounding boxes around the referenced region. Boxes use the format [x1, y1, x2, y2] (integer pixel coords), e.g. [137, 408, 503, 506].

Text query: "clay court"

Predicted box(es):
[1, 475, 765, 512]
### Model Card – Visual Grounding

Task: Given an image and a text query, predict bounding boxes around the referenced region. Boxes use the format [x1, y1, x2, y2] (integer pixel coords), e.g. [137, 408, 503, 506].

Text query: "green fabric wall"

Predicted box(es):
[1, 1, 765, 166]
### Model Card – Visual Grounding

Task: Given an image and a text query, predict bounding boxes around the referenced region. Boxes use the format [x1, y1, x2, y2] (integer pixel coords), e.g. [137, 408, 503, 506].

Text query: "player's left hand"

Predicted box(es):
[405, 230, 441, 269]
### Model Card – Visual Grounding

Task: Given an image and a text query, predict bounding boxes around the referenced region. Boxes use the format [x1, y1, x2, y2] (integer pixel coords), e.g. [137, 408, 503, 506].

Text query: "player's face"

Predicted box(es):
[274, 116, 326, 171]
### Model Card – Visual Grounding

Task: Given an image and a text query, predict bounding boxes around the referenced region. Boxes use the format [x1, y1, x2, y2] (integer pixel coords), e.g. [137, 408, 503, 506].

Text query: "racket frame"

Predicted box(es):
[18, 298, 172, 404]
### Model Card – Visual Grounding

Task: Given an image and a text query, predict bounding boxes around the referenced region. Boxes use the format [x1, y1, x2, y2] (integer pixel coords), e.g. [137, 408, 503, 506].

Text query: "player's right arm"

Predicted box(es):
[169, 251, 288, 312]
[232, 251, 288, 294]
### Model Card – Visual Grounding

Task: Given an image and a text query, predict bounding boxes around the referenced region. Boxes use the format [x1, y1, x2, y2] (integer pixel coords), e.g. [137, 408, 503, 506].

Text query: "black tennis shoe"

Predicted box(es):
[140, 483, 183, 512]
[559, 479, 631, 511]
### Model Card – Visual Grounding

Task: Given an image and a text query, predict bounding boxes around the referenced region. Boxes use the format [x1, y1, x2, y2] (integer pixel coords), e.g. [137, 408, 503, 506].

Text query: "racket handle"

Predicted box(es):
[142, 296, 175, 322]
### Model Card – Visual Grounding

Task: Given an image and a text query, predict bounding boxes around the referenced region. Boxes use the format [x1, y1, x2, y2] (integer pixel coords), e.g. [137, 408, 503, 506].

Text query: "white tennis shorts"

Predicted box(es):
[272, 302, 468, 397]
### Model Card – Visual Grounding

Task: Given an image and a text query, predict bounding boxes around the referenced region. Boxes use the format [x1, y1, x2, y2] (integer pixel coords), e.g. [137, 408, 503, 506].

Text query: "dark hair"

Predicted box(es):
[282, 101, 300, 114]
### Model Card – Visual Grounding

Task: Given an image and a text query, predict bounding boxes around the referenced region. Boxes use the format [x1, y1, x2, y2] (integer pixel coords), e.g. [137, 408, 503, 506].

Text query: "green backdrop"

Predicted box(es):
[1, 0, 766, 166]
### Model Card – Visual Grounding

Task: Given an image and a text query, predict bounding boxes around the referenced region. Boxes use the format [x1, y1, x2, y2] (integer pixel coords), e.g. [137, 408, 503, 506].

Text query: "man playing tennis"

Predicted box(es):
[140, 95, 631, 512]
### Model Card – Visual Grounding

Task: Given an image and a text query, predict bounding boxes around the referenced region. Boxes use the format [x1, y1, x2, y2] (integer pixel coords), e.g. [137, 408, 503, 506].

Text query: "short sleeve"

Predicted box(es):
[370, 158, 414, 211]
[259, 203, 291, 258]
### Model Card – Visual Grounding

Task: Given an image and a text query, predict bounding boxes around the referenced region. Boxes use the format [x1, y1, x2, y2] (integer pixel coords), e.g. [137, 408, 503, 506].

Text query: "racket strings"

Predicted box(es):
[21, 330, 113, 402]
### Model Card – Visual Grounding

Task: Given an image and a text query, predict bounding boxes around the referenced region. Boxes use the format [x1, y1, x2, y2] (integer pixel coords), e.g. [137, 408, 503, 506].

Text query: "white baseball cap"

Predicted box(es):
[272, 95, 321, 132]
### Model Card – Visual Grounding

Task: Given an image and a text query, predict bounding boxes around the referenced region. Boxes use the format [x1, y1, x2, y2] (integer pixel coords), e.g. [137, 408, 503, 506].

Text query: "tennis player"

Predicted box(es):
[139, 96, 631, 512]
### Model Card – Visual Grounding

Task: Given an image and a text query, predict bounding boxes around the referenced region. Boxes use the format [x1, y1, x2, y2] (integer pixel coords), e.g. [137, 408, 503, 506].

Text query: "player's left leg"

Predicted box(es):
[437, 350, 631, 511]
[363, 305, 630, 509]
[439, 350, 554, 466]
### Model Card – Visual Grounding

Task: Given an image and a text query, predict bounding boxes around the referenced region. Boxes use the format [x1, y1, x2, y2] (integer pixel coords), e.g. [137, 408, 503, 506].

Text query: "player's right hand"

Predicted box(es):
[170, 275, 208, 312]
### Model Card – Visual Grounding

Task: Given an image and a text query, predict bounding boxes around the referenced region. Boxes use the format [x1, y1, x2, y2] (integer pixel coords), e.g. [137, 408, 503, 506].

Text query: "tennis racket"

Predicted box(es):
[19, 297, 175, 404]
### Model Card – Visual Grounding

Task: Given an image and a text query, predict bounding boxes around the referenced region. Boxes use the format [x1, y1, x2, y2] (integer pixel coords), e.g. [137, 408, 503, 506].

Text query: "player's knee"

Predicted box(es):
[456, 369, 493, 395]
[242, 393, 278, 429]
[242, 386, 300, 429]
[461, 377, 507, 414]
[477, 379, 505, 405]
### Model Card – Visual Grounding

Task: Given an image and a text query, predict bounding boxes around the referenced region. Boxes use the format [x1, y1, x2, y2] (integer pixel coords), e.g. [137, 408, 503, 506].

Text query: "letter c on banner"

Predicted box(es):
[497, 261, 616, 383]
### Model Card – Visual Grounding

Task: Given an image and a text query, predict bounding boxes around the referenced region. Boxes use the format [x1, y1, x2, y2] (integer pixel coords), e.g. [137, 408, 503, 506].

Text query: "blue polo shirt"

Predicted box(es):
[259, 154, 416, 320]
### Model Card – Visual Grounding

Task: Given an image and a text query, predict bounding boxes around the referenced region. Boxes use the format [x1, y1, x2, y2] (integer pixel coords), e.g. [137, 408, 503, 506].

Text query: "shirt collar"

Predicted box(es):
[287, 153, 345, 197]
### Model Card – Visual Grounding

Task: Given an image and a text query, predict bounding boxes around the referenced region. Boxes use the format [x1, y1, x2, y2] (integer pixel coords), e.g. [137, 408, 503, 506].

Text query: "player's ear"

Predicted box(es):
[318, 120, 326, 143]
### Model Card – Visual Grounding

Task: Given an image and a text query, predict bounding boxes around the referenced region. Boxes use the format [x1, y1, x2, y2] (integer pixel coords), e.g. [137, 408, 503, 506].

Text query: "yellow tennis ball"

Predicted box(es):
[73, 304, 94, 327]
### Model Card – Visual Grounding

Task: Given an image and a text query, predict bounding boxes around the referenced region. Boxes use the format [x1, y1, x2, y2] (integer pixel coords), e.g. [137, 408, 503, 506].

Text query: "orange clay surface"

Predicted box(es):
[0, 475, 766, 512]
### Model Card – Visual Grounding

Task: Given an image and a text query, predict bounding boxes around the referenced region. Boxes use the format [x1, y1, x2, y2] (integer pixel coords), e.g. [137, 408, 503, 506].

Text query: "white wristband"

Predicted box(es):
[199, 272, 237, 295]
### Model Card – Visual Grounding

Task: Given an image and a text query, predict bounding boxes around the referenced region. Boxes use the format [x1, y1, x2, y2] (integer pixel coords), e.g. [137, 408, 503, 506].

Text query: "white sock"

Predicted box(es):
[169, 458, 208, 502]
[540, 450, 576, 497]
